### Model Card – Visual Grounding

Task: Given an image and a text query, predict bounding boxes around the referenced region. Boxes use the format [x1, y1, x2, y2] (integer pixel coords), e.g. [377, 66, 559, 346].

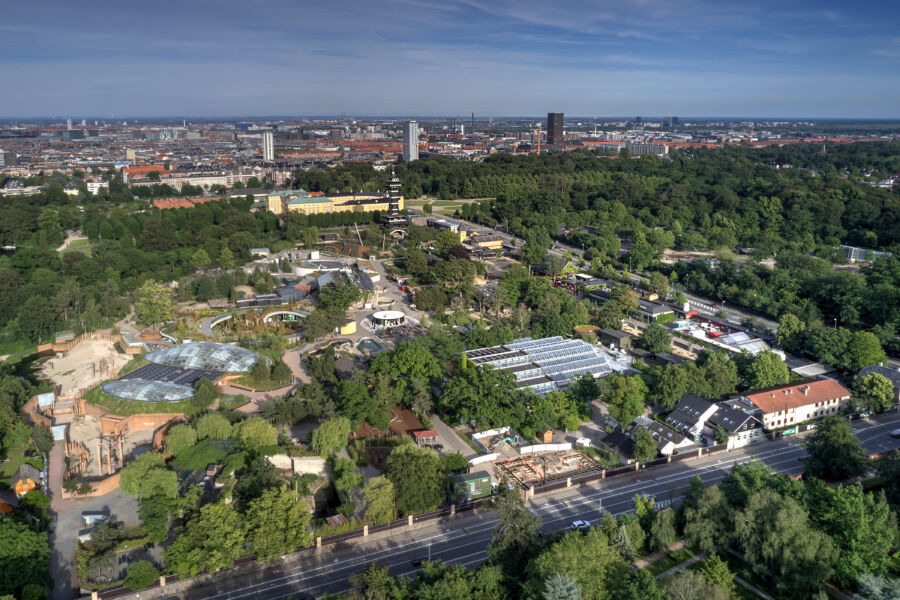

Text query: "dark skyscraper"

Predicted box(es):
[547, 112, 564, 147]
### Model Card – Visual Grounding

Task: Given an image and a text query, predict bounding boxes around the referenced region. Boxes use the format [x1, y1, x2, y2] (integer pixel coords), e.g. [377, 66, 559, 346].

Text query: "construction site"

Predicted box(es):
[495, 450, 603, 489]
[469, 426, 604, 489]
[38, 338, 132, 396]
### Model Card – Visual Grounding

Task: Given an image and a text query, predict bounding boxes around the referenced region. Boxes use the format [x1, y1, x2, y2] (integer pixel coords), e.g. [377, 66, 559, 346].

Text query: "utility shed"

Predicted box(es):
[452, 471, 492, 503]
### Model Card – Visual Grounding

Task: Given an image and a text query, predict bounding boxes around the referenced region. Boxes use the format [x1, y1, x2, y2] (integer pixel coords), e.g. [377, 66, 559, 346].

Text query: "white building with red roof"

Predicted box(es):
[741, 378, 851, 431]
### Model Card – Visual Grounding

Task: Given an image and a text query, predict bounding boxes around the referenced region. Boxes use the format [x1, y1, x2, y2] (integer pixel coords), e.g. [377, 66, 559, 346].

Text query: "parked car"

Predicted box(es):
[890, 429, 900, 439]
[570, 520, 590, 530]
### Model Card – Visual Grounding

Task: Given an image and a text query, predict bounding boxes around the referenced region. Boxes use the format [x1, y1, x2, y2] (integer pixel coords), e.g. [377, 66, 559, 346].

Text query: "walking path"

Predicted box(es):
[654, 550, 709, 580]
[632, 540, 685, 570]
[735, 575, 776, 600]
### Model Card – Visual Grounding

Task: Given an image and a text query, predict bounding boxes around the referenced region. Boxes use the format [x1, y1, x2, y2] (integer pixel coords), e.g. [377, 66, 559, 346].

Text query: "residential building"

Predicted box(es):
[625, 142, 669, 157]
[858, 363, 900, 403]
[402, 121, 419, 162]
[629, 416, 693, 456]
[262, 132, 274, 161]
[707, 402, 764, 449]
[665, 394, 764, 449]
[86, 181, 108, 195]
[665, 394, 718, 440]
[741, 378, 852, 430]
[547, 112, 564, 147]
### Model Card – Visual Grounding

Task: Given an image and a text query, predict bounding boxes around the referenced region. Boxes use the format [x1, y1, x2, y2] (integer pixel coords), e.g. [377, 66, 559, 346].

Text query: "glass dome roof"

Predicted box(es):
[101, 379, 195, 403]
[146, 342, 260, 373]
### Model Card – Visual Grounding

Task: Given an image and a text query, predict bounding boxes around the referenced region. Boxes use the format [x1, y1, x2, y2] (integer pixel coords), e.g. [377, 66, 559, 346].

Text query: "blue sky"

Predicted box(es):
[3, 0, 900, 118]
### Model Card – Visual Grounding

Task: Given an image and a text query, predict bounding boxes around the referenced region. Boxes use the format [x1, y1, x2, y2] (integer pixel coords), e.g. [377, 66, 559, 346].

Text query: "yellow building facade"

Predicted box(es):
[266, 190, 402, 216]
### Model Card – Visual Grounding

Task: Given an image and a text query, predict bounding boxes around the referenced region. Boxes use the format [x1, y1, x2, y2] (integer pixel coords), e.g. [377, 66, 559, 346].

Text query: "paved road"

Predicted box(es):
[164, 413, 900, 600]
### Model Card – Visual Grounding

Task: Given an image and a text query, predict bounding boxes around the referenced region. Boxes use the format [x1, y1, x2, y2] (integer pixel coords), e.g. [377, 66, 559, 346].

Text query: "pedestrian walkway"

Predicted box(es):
[654, 550, 708, 579]
[632, 540, 685, 570]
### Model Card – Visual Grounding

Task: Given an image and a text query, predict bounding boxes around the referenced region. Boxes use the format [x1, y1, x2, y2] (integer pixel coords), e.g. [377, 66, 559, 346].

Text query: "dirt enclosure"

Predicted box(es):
[39, 339, 132, 395]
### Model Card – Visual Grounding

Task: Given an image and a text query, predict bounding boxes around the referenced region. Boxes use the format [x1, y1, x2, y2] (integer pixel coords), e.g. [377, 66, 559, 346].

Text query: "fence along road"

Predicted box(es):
[99, 412, 900, 600]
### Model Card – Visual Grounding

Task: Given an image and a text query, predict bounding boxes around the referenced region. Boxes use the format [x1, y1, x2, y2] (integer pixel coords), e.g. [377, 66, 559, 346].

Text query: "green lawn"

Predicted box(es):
[0, 446, 26, 480]
[171, 440, 234, 473]
[59, 238, 92, 256]
[0, 335, 38, 364]
[232, 373, 291, 391]
[646, 547, 698, 577]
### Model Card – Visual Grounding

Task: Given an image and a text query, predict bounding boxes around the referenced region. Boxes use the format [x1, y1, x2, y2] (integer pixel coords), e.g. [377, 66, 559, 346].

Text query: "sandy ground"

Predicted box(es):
[40, 339, 132, 396]
[56, 232, 88, 253]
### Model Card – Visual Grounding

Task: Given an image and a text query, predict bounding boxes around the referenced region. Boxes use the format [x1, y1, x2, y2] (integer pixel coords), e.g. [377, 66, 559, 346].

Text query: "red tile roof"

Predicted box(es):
[124, 165, 170, 177]
[413, 429, 439, 440]
[153, 196, 221, 209]
[744, 378, 851, 414]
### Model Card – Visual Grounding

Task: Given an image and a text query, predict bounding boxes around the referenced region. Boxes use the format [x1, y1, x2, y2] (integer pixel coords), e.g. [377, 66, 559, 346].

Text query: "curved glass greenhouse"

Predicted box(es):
[146, 342, 260, 373]
[101, 379, 195, 403]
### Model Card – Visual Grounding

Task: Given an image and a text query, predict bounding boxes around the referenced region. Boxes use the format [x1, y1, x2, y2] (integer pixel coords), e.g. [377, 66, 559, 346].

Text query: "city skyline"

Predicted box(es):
[2, 0, 900, 118]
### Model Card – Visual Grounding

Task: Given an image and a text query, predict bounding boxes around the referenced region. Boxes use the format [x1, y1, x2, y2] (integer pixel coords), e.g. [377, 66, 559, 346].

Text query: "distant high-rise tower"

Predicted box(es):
[547, 112, 564, 148]
[402, 121, 419, 162]
[671, 116, 679, 127]
[66, 118, 72, 130]
[262, 132, 274, 161]
[81, 119, 86, 126]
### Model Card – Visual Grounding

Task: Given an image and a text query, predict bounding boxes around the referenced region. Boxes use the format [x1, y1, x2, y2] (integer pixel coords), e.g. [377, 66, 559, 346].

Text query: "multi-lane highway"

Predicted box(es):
[170, 412, 900, 600]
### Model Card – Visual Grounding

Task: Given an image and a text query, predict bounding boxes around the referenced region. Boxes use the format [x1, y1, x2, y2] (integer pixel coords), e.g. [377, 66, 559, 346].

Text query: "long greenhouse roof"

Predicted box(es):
[465, 336, 615, 395]
[146, 342, 260, 373]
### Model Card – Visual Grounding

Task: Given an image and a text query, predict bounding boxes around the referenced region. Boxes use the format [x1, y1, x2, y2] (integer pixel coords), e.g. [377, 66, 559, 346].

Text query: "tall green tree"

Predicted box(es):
[525, 528, 627, 600]
[735, 489, 837, 599]
[682, 484, 732, 552]
[542, 573, 583, 600]
[120, 452, 178, 499]
[362, 476, 396, 525]
[311, 417, 351, 458]
[195, 412, 232, 440]
[601, 374, 647, 426]
[813, 484, 897, 587]
[232, 416, 277, 448]
[124, 561, 159, 591]
[164, 423, 197, 457]
[632, 428, 658, 463]
[383, 445, 446, 516]
[14, 296, 58, 343]
[855, 372, 895, 413]
[165, 502, 245, 577]
[489, 479, 542, 578]
[745, 351, 790, 390]
[639, 323, 671, 353]
[135, 279, 173, 327]
[0, 518, 51, 597]
[804, 416, 867, 480]
[245, 485, 312, 559]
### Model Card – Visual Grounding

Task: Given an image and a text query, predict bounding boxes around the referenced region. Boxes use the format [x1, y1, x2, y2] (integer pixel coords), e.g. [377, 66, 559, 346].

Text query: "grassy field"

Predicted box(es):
[0, 334, 38, 364]
[59, 238, 92, 256]
[171, 439, 234, 472]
